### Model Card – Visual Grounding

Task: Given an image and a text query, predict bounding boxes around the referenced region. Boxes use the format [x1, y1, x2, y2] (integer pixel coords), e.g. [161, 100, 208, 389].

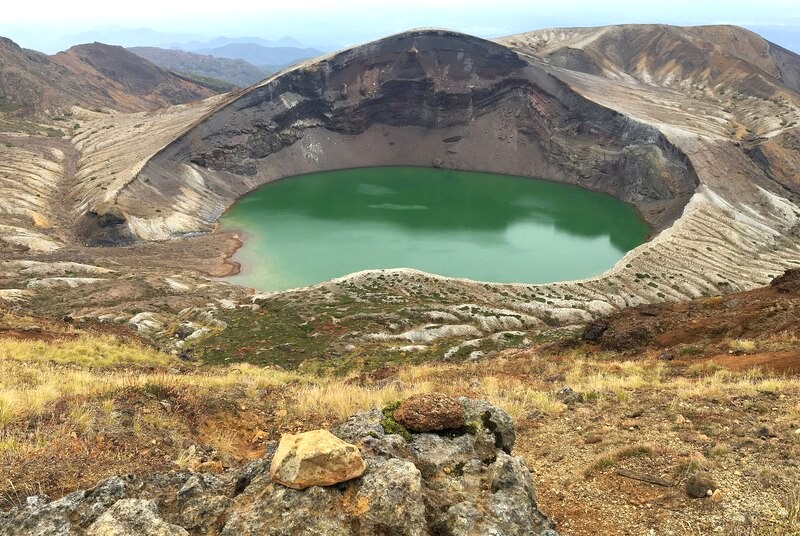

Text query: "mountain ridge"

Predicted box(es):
[0, 38, 223, 117]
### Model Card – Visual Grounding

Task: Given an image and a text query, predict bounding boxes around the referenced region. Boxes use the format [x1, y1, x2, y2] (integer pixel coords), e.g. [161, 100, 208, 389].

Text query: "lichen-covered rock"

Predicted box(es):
[269, 429, 366, 490]
[330, 407, 385, 443]
[87, 499, 188, 536]
[394, 393, 466, 432]
[0, 399, 556, 535]
[459, 396, 516, 453]
[354, 458, 426, 535]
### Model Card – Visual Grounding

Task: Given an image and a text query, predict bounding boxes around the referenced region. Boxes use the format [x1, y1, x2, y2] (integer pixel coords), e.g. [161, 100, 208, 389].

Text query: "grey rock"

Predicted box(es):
[0, 490, 86, 536]
[434, 502, 483, 535]
[555, 387, 584, 406]
[179, 494, 231, 535]
[220, 485, 350, 536]
[233, 458, 269, 496]
[87, 499, 188, 535]
[176, 474, 223, 505]
[355, 458, 426, 535]
[408, 432, 476, 479]
[330, 407, 385, 443]
[460, 397, 517, 453]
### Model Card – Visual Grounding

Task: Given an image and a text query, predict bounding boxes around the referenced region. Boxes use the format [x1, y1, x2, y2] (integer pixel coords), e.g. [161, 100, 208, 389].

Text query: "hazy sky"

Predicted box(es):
[2, 0, 799, 52]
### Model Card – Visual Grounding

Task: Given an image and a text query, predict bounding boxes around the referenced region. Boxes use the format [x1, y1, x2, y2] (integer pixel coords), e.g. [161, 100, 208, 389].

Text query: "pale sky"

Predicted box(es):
[2, 0, 799, 53]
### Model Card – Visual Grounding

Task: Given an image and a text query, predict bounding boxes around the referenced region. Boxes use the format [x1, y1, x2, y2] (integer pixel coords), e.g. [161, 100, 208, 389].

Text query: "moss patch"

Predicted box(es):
[380, 400, 412, 442]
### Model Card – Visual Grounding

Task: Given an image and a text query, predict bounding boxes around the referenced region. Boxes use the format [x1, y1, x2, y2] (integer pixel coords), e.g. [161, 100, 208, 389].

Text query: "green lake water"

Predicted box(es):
[220, 167, 649, 292]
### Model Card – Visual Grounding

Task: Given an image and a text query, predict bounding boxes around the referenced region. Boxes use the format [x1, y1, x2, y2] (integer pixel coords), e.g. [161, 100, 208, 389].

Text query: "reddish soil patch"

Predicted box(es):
[582, 269, 800, 357]
[708, 350, 800, 374]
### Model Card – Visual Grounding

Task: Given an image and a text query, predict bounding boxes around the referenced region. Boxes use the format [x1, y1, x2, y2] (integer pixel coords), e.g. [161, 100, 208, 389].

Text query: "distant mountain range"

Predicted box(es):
[54, 27, 312, 53]
[128, 41, 325, 88]
[176, 35, 306, 51]
[129, 47, 270, 88]
[192, 43, 325, 71]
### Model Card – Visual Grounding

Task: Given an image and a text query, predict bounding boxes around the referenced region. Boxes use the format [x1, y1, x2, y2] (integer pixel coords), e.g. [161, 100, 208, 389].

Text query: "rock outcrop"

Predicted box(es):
[0, 399, 556, 535]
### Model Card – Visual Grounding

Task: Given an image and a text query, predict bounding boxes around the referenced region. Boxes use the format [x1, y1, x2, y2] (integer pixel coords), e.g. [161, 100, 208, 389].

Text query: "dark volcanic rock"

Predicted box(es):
[0, 400, 556, 535]
[770, 268, 800, 293]
[84, 29, 698, 245]
[394, 393, 466, 432]
[582, 319, 609, 342]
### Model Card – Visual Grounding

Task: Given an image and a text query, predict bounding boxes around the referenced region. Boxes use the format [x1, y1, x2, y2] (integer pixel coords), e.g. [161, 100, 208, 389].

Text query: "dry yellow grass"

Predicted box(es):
[2, 332, 800, 462]
[2, 330, 800, 536]
[0, 334, 171, 367]
[729, 338, 757, 353]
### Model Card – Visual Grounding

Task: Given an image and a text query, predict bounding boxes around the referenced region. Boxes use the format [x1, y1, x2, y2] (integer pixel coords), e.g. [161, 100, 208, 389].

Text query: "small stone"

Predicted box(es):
[710, 489, 723, 503]
[686, 472, 717, 498]
[756, 427, 773, 438]
[675, 414, 686, 424]
[270, 429, 365, 490]
[198, 461, 224, 474]
[555, 386, 584, 406]
[394, 393, 465, 432]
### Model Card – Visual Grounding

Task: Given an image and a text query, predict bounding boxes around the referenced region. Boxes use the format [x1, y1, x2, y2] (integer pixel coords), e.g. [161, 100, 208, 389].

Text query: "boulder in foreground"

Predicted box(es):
[269, 429, 366, 490]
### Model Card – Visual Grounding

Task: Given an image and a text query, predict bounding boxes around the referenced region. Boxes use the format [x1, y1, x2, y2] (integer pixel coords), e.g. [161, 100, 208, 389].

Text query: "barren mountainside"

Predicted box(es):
[500, 24, 800, 98]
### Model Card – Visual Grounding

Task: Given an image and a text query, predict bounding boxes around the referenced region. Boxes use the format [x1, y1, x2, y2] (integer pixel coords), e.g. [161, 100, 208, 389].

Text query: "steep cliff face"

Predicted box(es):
[77, 30, 698, 245]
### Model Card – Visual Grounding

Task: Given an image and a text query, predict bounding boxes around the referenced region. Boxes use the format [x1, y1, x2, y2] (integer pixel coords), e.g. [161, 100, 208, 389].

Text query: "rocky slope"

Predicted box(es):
[0, 399, 557, 535]
[581, 267, 800, 361]
[0, 38, 221, 118]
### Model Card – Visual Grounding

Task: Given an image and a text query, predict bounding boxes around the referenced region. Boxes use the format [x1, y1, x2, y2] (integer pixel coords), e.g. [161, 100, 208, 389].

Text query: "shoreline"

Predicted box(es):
[211, 227, 244, 278]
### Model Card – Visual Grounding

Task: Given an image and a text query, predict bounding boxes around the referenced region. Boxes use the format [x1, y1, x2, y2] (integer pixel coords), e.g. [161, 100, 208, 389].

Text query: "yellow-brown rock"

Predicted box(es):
[269, 430, 365, 490]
